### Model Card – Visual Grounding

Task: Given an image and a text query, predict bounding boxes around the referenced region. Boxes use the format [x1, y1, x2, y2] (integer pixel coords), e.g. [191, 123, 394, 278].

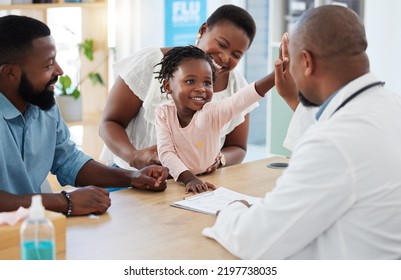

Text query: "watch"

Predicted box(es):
[220, 153, 226, 167]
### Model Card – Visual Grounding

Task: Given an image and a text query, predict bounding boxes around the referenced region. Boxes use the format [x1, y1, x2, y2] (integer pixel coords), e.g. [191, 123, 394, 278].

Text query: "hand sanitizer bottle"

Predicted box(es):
[20, 195, 56, 260]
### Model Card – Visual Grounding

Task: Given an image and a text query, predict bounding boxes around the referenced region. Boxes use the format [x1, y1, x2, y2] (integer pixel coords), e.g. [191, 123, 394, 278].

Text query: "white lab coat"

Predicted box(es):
[203, 73, 401, 259]
[283, 102, 317, 151]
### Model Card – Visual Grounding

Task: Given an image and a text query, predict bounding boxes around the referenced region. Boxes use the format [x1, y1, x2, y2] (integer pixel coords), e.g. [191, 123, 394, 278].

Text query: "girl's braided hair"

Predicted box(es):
[154, 45, 216, 93]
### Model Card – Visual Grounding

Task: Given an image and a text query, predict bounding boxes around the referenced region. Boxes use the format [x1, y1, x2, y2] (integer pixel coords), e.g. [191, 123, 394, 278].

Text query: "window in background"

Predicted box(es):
[47, 7, 82, 94]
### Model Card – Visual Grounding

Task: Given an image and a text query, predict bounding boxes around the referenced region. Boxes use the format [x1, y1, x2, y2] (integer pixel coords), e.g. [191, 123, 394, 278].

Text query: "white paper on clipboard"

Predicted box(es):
[170, 187, 261, 215]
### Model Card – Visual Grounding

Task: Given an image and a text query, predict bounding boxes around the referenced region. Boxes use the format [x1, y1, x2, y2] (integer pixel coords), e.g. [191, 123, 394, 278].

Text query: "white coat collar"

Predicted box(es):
[317, 73, 380, 121]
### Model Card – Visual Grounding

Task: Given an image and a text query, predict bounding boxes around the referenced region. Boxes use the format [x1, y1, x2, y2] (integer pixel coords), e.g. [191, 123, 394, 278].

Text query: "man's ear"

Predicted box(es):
[0, 64, 20, 82]
[301, 50, 315, 77]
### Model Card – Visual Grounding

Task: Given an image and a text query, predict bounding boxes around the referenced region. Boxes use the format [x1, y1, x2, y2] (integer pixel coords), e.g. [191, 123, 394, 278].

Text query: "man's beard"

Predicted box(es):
[298, 91, 319, 108]
[18, 73, 56, 111]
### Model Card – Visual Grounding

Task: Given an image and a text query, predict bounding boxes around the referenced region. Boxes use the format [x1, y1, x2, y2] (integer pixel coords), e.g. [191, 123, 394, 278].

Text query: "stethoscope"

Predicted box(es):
[331, 81, 385, 116]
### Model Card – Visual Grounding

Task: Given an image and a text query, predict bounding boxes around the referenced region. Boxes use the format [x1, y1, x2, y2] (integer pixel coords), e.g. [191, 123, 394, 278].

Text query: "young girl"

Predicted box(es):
[155, 46, 272, 193]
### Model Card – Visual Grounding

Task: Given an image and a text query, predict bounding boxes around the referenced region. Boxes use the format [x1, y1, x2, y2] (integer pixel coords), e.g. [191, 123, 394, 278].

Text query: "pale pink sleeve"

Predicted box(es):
[155, 106, 189, 181]
[211, 82, 262, 128]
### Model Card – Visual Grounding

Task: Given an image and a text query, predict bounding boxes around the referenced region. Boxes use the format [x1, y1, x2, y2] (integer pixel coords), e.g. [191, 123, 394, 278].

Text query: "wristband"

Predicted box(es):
[61, 190, 72, 217]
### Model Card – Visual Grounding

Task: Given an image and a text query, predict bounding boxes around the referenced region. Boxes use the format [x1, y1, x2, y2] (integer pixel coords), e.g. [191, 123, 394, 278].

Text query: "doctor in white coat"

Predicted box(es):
[203, 5, 401, 259]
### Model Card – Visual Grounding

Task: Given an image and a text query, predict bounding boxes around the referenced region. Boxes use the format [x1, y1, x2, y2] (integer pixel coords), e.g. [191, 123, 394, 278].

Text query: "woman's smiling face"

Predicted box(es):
[196, 21, 250, 76]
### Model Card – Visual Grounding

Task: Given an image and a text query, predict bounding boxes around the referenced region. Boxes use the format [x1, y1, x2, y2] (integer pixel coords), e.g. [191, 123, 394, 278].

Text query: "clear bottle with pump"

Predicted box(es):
[20, 195, 56, 260]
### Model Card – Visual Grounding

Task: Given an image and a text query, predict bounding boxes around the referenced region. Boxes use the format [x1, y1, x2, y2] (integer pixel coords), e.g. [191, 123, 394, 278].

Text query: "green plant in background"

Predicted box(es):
[79, 38, 95, 60]
[56, 38, 105, 100]
[79, 39, 105, 86]
[57, 75, 80, 100]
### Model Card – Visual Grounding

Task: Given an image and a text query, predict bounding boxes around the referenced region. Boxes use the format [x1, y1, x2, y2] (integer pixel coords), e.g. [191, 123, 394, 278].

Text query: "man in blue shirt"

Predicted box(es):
[0, 15, 169, 216]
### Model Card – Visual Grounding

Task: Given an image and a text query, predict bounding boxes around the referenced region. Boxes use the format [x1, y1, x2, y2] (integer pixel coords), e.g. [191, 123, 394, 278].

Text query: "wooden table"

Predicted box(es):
[62, 157, 288, 260]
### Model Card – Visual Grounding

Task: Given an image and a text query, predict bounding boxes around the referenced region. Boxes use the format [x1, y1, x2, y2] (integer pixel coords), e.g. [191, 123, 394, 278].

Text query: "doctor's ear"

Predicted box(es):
[302, 50, 315, 76]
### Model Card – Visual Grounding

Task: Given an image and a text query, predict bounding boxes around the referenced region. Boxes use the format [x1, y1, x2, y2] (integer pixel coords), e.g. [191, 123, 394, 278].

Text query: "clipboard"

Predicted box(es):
[170, 187, 261, 215]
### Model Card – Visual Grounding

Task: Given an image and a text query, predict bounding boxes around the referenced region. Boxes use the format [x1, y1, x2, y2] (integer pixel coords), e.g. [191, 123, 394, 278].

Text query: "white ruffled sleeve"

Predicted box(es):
[100, 48, 165, 167]
[113, 47, 165, 125]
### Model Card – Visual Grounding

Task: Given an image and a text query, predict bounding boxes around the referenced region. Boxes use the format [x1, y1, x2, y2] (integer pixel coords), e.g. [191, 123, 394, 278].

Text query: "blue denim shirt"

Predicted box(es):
[0, 93, 91, 194]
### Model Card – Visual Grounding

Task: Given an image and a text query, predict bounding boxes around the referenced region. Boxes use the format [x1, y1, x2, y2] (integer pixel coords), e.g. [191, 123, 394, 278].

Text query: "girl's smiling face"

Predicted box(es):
[165, 57, 214, 118]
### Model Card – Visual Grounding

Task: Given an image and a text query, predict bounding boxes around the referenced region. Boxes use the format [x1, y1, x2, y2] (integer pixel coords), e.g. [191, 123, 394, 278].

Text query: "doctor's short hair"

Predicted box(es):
[0, 15, 50, 65]
[154, 45, 216, 94]
[207, 4, 256, 48]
